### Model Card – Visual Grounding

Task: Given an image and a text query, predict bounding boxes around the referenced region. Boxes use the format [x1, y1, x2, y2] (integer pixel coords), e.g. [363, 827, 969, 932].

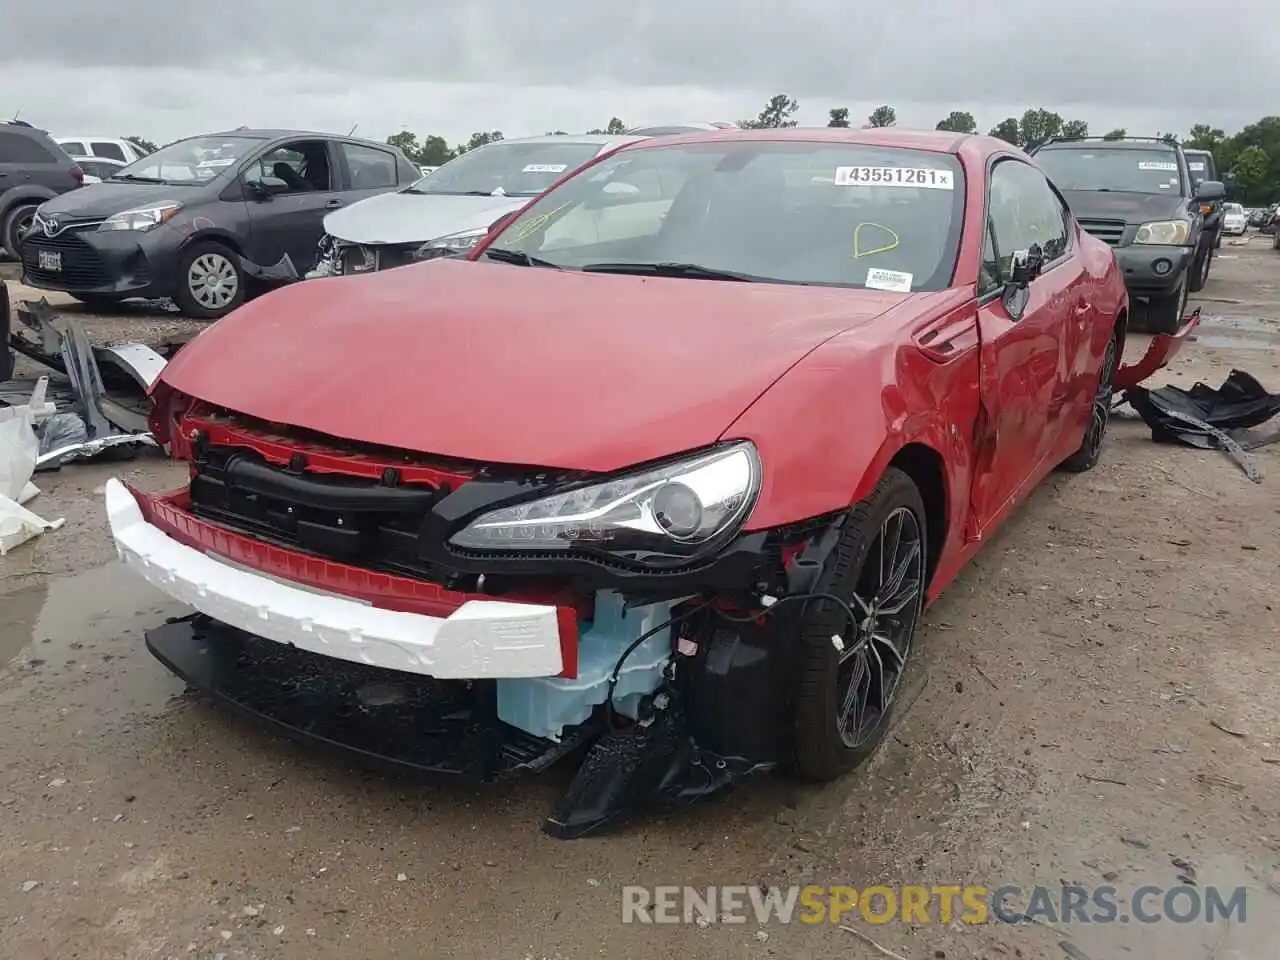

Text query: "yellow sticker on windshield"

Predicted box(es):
[505, 203, 572, 242]
[852, 222, 900, 259]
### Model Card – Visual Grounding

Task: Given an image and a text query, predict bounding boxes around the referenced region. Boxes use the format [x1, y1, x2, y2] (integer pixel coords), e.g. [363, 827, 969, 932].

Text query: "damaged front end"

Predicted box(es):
[113, 400, 839, 837]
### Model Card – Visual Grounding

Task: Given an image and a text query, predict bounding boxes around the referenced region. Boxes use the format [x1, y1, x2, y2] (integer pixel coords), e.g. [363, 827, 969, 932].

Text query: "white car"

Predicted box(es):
[1222, 202, 1248, 236]
[309, 134, 646, 277]
[55, 136, 149, 165]
[71, 155, 126, 184]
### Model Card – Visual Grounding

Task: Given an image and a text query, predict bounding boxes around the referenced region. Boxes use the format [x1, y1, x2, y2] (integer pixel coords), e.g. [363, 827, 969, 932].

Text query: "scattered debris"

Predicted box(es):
[839, 925, 909, 960]
[1125, 369, 1280, 482]
[1079, 774, 1127, 787]
[1120, 836, 1150, 849]
[20, 880, 40, 892]
[1210, 720, 1248, 738]
[1196, 772, 1244, 791]
[397, 873, 408, 882]
[1059, 942, 1095, 960]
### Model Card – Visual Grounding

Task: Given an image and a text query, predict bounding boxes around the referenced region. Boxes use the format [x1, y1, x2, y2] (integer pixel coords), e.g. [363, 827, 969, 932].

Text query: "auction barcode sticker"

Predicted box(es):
[523, 163, 568, 173]
[835, 166, 955, 189]
[1137, 161, 1177, 171]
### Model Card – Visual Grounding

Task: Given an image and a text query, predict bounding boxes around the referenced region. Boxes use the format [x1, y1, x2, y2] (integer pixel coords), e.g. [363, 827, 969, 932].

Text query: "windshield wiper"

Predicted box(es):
[580, 261, 758, 282]
[483, 247, 561, 269]
[108, 173, 168, 184]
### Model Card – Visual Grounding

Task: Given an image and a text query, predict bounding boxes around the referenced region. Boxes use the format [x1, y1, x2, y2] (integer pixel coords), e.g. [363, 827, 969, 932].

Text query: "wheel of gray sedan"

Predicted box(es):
[2, 203, 38, 259]
[1059, 326, 1120, 473]
[175, 241, 246, 320]
[787, 467, 927, 782]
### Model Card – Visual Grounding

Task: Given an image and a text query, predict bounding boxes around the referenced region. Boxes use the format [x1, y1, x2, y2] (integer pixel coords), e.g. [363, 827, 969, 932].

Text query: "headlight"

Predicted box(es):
[1133, 219, 1191, 245]
[449, 442, 761, 563]
[98, 202, 183, 232]
[411, 227, 488, 261]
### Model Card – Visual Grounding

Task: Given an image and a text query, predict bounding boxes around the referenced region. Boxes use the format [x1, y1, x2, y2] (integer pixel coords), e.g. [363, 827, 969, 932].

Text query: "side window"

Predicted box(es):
[245, 140, 333, 194]
[0, 131, 57, 164]
[978, 221, 1002, 296]
[59, 140, 86, 156]
[339, 143, 397, 190]
[987, 160, 1070, 277]
[91, 141, 128, 162]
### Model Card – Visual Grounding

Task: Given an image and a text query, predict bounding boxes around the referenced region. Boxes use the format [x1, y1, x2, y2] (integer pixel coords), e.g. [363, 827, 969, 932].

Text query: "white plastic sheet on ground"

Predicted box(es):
[0, 378, 65, 555]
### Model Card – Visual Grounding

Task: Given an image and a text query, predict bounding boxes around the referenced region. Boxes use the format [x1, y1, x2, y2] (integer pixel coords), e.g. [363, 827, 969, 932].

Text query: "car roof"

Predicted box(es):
[485, 134, 648, 148]
[618, 126, 989, 155]
[193, 129, 405, 151]
[1037, 139, 1179, 151]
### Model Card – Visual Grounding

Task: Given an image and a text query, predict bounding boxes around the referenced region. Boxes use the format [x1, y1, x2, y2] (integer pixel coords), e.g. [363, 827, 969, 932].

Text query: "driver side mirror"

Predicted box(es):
[1194, 179, 1226, 201]
[244, 178, 272, 201]
[1002, 244, 1044, 320]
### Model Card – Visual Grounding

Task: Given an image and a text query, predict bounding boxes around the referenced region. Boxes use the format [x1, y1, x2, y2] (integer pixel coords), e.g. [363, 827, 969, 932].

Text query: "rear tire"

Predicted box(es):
[787, 468, 927, 782]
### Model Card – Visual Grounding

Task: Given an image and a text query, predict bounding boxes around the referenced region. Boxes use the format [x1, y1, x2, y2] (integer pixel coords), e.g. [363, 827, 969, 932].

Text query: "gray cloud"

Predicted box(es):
[4, 0, 1278, 142]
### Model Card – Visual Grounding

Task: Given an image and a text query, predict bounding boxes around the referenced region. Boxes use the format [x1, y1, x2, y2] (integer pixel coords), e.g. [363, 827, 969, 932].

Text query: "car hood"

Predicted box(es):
[1061, 189, 1190, 225]
[36, 182, 197, 219]
[323, 191, 530, 246]
[158, 258, 916, 472]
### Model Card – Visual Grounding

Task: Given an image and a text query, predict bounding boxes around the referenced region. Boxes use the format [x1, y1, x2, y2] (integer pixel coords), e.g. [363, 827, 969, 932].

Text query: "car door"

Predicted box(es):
[240, 138, 344, 272]
[972, 158, 1080, 529]
[334, 141, 404, 206]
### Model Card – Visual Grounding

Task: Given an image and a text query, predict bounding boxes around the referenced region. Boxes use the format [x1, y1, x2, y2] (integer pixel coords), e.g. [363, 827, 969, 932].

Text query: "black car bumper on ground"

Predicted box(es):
[1113, 244, 1194, 296]
[20, 223, 180, 298]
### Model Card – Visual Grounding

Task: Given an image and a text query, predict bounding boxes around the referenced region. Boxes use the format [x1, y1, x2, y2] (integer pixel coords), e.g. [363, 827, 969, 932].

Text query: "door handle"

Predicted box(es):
[324, 199, 343, 209]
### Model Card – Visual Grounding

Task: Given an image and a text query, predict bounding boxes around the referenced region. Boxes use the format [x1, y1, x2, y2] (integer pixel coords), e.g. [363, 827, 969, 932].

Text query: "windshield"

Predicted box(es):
[485, 142, 965, 291]
[1185, 154, 1215, 180]
[404, 141, 603, 197]
[113, 135, 262, 185]
[1225, 203, 1244, 214]
[1035, 147, 1184, 195]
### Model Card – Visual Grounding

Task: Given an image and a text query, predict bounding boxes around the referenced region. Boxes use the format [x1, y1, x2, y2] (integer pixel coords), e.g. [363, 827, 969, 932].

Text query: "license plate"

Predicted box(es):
[38, 250, 62, 272]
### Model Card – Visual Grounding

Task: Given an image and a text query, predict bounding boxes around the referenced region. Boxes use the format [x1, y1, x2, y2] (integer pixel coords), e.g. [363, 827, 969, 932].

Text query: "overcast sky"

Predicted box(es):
[4, 0, 1278, 147]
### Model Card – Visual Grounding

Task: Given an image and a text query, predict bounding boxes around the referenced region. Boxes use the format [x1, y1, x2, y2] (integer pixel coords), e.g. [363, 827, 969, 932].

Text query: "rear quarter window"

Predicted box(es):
[91, 141, 128, 162]
[0, 131, 58, 164]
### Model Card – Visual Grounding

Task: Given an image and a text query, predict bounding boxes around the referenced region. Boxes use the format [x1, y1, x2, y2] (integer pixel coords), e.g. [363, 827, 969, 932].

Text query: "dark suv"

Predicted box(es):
[20, 128, 419, 319]
[1031, 136, 1225, 333]
[0, 121, 85, 257]
[1183, 149, 1227, 249]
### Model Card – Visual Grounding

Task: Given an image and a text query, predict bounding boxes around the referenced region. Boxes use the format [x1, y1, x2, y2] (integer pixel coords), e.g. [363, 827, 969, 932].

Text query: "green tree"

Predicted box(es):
[867, 105, 896, 128]
[605, 117, 627, 135]
[124, 136, 158, 154]
[417, 135, 454, 166]
[386, 130, 423, 163]
[1230, 145, 1269, 193]
[1184, 124, 1225, 151]
[827, 107, 850, 128]
[1061, 119, 1089, 139]
[1158, 132, 1179, 146]
[740, 94, 800, 129]
[455, 130, 504, 155]
[988, 118, 1021, 145]
[935, 111, 977, 134]
[1102, 128, 1127, 140]
[1018, 108, 1064, 150]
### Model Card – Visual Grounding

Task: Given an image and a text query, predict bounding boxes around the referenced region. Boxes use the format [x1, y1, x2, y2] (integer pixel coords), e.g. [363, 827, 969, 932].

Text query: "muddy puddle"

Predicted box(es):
[1190, 313, 1280, 351]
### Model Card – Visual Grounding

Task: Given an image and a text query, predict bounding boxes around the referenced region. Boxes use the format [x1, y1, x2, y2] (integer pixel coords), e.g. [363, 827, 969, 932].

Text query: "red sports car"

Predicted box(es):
[106, 128, 1186, 837]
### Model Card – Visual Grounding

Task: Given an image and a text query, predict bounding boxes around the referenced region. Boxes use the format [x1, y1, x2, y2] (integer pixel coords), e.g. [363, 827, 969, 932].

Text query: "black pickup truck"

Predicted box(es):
[1031, 136, 1225, 333]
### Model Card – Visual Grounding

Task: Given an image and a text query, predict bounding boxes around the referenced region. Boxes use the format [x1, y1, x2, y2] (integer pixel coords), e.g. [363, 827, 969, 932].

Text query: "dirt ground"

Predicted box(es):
[0, 242, 1278, 960]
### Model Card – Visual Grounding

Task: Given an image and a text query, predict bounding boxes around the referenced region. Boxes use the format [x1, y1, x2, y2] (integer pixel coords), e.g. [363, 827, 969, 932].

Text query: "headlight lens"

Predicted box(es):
[1133, 219, 1191, 245]
[98, 202, 183, 232]
[449, 442, 761, 562]
[412, 227, 488, 261]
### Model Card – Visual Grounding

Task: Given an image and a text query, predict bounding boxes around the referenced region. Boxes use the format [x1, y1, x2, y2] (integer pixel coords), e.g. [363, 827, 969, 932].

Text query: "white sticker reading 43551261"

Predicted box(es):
[835, 166, 954, 190]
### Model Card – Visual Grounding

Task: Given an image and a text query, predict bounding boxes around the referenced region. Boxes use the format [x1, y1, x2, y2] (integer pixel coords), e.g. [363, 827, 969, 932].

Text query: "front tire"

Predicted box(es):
[1142, 276, 1187, 336]
[1060, 327, 1119, 473]
[787, 468, 927, 781]
[174, 241, 246, 320]
[1189, 245, 1212, 293]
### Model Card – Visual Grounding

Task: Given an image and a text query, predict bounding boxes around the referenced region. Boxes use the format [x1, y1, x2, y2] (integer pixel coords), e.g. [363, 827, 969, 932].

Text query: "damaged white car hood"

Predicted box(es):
[322, 190, 531, 246]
